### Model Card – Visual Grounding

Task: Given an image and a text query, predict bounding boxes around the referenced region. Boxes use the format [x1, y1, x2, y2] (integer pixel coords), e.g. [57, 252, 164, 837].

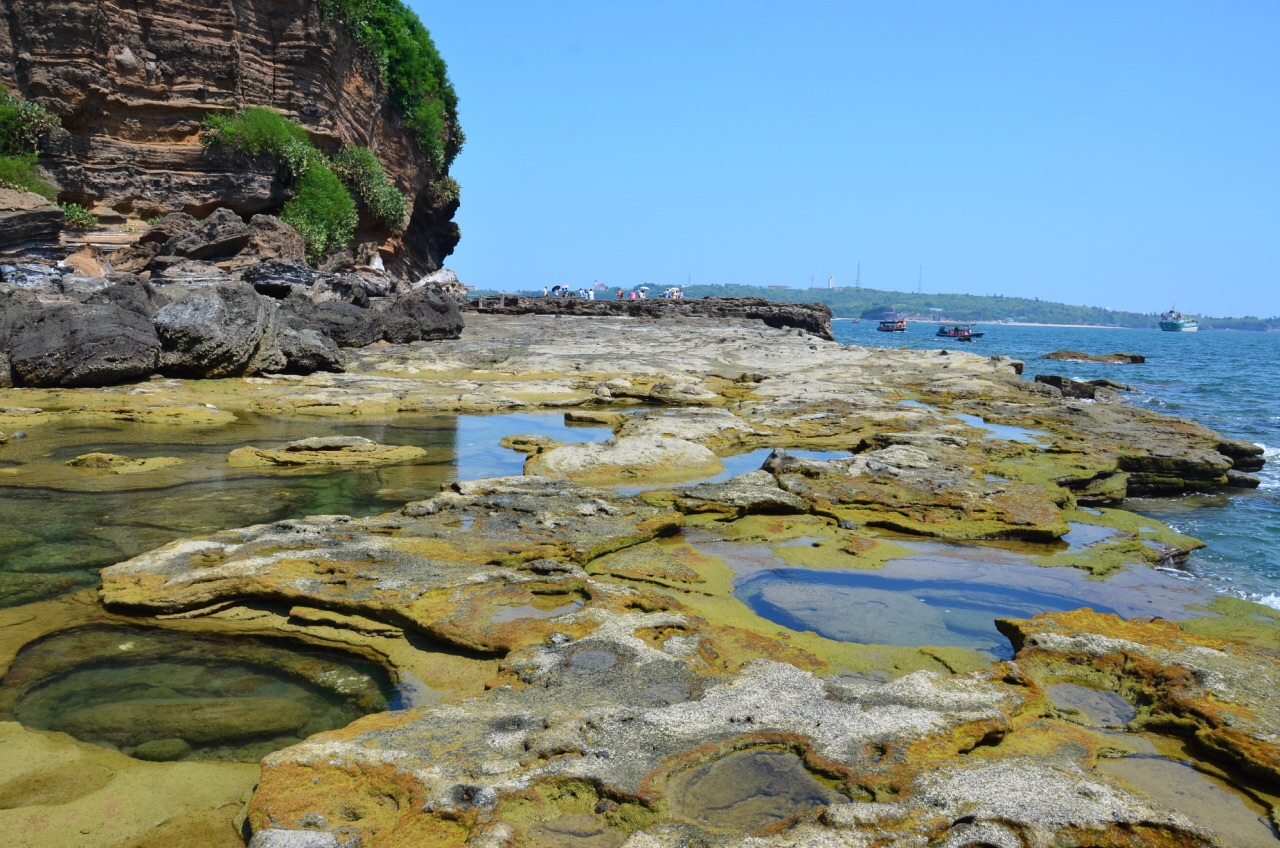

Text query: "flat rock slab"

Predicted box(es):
[65, 452, 185, 474]
[525, 435, 725, 486]
[229, 436, 427, 467]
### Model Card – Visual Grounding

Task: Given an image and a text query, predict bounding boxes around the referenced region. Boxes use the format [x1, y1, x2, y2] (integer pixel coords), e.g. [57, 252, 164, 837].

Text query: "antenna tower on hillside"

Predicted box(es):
[917, 265, 923, 294]
[855, 262, 861, 289]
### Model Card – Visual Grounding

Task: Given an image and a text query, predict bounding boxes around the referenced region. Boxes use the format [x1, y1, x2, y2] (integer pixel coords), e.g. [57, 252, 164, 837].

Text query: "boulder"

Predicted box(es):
[239, 259, 317, 298]
[85, 276, 157, 318]
[377, 285, 464, 341]
[158, 208, 251, 260]
[7, 303, 160, 387]
[137, 211, 198, 245]
[413, 267, 467, 305]
[1034, 374, 1116, 400]
[153, 282, 271, 378]
[279, 326, 344, 373]
[282, 298, 381, 348]
[0, 188, 63, 251]
[245, 214, 306, 262]
[106, 240, 160, 273]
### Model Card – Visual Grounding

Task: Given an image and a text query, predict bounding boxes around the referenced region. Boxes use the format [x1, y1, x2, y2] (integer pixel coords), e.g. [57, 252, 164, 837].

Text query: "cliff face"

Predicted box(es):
[0, 0, 459, 278]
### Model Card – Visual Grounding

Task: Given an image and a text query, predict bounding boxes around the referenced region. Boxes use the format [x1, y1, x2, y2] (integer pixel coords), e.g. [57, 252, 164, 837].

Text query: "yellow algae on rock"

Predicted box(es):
[228, 435, 428, 467]
[65, 452, 186, 474]
[0, 721, 256, 848]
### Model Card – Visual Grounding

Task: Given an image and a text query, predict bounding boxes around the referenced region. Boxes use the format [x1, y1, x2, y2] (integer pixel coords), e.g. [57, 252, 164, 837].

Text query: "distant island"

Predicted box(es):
[503, 283, 1277, 331]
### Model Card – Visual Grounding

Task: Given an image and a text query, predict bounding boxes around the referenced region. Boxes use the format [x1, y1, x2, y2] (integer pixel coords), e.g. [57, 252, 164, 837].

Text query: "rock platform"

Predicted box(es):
[2, 312, 1277, 847]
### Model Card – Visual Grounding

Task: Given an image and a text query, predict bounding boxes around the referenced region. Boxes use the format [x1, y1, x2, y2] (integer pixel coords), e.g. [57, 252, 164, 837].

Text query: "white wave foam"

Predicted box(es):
[1255, 593, 1280, 611]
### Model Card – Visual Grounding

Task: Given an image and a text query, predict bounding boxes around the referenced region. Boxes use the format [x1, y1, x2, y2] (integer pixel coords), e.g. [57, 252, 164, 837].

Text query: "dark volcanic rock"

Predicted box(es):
[138, 212, 198, 246]
[282, 299, 382, 348]
[159, 208, 251, 260]
[0, 188, 64, 252]
[467, 294, 835, 340]
[1042, 350, 1145, 364]
[153, 282, 271, 377]
[239, 260, 317, 298]
[1034, 374, 1120, 401]
[86, 276, 158, 318]
[8, 303, 159, 387]
[279, 326, 344, 373]
[374, 286, 464, 342]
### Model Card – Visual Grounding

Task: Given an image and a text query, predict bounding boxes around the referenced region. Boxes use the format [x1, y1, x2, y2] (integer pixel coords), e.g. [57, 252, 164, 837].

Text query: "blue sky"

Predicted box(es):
[413, 2, 1278, 318]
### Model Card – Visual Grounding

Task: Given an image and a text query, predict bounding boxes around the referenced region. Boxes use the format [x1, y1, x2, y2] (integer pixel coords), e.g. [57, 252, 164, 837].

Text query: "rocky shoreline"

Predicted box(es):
[2, 312, 1277, 847]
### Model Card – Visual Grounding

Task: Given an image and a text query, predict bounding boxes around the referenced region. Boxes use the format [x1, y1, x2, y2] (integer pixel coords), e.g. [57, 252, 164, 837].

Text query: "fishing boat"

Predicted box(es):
[936, 324, 984, 340]
[1158, 307, 1198, 332]
[876, 313, 907, 332]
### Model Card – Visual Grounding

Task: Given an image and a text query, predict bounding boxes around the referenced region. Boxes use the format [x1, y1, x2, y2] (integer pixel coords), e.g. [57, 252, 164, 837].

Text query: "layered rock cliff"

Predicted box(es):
[0, 0, 459, 279]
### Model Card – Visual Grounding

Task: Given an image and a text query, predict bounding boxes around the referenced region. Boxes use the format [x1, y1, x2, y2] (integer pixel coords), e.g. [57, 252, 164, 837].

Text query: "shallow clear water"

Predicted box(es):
[738, 567, 1112, 659]
[0, 411, 612, 608]
[839, 322, 1280, 604]
[2, 625, 398, 762]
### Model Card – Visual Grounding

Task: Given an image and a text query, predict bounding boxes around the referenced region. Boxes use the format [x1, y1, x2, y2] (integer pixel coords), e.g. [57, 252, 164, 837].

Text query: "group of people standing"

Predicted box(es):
[544, 285, 596, 300]
[540, 285, 684, 301]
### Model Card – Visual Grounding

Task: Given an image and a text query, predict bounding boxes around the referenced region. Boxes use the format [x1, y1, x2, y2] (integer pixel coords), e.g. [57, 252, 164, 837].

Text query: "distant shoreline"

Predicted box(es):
[833, 318, 1133, 330]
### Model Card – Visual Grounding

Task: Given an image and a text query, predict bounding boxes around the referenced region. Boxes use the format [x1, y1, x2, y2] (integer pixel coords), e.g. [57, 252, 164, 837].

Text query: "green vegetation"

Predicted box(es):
[201, 106, 319, 179]
[281, 164, 358, 262]
[58, 202, 98, 230]
[332, 146, 409, 229]
[0, 87, 60, 200]
[316, 0, 463, 172]
[0, 89, 60, 157]
[0, 153, 56, 199]
[203, 107, 413, 261]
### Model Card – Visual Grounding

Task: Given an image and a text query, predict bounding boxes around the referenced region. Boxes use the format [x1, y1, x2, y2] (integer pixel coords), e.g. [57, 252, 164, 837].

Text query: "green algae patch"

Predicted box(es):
[771, 529, 916, 572]
[495, 779, 659, 848]
[1025, 508, 1204, 578]
[1180, 596, 1280, 652]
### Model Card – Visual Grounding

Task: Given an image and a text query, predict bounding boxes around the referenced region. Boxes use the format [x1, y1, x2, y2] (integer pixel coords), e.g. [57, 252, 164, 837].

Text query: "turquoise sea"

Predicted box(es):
[832, 320, 1280, 606]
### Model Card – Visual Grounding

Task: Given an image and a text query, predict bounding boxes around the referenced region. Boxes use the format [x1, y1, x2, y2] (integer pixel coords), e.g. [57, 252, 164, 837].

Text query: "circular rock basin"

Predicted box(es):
[739, 569, 1117, 658]
[666, 748, 847, 831]
[1, 626, 399, 762]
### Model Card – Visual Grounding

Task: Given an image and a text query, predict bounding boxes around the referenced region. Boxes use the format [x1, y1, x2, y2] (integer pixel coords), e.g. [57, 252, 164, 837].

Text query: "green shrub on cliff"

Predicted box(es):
[281, 163, 358, 262]
[0, 89, 60, 157]
[0, 88, 61, 199]
[0, 153, 56, 199]
[201, 107, 320, 179]
[59, 202, 98, 230]
[332, 147, 409, 229]
[316, 0, 463, 171]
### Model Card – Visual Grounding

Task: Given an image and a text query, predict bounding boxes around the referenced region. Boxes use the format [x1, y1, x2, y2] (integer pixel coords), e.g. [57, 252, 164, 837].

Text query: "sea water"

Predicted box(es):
[833, 321, 1280, 605]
